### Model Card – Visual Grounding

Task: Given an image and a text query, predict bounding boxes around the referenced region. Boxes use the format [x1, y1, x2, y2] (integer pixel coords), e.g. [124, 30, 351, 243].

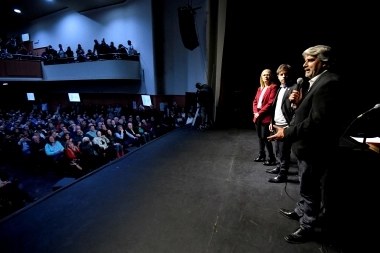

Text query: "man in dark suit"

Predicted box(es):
[266, 64, 297, 183]
[268, 45, 343, 243]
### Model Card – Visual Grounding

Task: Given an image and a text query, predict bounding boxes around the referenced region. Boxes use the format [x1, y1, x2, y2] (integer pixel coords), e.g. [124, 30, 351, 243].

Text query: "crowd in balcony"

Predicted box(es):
[0, 36, 139, 64]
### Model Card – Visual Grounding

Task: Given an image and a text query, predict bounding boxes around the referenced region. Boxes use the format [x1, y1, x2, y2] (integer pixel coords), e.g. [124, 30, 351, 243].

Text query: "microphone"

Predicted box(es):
[295, 77, 304, 91]
[290, 78, 304, 106]
[357, 104, 380, 118]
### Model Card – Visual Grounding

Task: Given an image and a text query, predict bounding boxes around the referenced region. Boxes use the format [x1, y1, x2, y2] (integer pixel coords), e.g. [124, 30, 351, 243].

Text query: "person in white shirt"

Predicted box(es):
[266, 64, 298, 183]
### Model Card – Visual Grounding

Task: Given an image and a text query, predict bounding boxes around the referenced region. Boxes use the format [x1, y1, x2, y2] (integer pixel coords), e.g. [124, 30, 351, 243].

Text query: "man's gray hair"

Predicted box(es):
[302, 45, 333, 65]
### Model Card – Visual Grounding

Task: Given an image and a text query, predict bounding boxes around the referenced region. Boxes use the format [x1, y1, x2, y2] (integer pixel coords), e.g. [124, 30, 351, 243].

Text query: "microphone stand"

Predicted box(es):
[340, 107, 378, 152]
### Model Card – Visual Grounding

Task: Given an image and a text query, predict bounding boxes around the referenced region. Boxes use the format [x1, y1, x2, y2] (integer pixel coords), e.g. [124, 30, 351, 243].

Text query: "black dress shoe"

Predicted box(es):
[254, 156, 266, 162]
[278, 208, 300, 221]
[266, 166, 280, 174]
[284, 227, 313, 244]
[268, 174, 287, 183]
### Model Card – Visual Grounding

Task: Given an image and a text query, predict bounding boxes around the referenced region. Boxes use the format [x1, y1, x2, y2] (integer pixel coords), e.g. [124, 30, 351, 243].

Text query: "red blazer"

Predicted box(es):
[252, 84, 277, 124]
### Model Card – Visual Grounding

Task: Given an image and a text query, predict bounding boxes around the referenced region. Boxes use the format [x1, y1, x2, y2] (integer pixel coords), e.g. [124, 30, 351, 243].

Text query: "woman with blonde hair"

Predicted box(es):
[252, 69, 278, 165]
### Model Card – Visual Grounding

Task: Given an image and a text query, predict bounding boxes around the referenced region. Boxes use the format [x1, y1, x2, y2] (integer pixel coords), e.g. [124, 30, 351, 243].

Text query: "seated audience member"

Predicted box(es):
[79, 137, 103, 170]
[59, 132, 72, 147]
[76, 44, 86, 62]
[17, 134, 32, 166]
[149, 116, 161, 137]
[17, 44, 28, 56]
[65, 46, 74, 62]
[174, 111, 185, 128]
[96, 121, 103, 131]
[50, 130, 61, 142]
[114, 104, 122, 117]
[85, 123, 97, 140]
[99, 123, 108, 136]
[105, 129, 124, 158]
[44, 135, 65, 164]
[181, 107, 187, 119]
[109, 119, 118, 133]
[186, 112, 195, 125]
[57, 44, 67, 62]
[117, 44, 128, 59]
[126, 122, 146, 145]
[114, 125, 140, 150]
[109, 41, 117, 54]
[141, 119, 154, 139]
[92, 130, 116, 161]
[160, 113, 174, 134]
[30, 134, 47, 172]
[46, 45, 57, 62]
[64, 140, 84, 178]
[45, 135, 65, 173]
[86, 49, 97, 61]
[72, 129, 84, 147]
[34, 126, 47, 140]
[136, 121, 151, 143]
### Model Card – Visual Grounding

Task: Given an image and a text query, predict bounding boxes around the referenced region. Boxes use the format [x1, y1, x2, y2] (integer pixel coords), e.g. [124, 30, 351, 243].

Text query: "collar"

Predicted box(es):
[309, 70, 327, 86]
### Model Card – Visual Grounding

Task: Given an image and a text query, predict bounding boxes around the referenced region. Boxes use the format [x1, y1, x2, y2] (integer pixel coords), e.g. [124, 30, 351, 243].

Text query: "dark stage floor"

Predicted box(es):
[0, 126, 376, 253]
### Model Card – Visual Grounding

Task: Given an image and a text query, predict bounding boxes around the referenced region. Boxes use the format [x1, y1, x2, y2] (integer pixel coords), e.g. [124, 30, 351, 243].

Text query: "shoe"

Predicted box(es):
[254, 153, 266, 162]
[266, 166, 280, 174]
[263, 159, 276, 166]
[278, 208, 300, 221]
[284, 227, 313, 244]
[254, 157, 266, 162]
[268, 174, 287, 183]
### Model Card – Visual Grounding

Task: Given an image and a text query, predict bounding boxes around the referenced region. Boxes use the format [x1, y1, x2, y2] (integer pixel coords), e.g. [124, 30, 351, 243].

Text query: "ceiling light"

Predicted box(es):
[14, 9, 21, 14]
[3, 83, 9, 85]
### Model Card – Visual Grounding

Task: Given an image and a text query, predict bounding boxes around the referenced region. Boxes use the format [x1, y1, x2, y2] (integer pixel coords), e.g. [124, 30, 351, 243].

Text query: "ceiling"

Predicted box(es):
[3, 0, 127, 31]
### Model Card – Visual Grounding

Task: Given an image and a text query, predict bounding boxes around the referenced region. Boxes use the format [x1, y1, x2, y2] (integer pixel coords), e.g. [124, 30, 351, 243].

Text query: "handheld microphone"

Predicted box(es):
[295, 77, 304, 91]
[357, 104, 380, 119]
[290, 78, 304, 105]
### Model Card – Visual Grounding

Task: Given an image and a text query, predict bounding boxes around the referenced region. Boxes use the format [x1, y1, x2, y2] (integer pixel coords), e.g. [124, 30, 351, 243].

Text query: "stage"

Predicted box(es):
[1, 126, 374, 253]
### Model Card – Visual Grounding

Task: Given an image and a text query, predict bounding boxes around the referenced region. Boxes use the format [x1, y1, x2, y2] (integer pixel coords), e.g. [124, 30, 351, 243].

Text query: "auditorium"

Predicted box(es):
[0, 1, 378, 252]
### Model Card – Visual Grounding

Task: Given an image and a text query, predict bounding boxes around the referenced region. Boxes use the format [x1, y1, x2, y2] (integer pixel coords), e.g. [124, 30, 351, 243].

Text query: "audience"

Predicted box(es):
[2, 35, 140, 64]
[0, 101, 190, 220]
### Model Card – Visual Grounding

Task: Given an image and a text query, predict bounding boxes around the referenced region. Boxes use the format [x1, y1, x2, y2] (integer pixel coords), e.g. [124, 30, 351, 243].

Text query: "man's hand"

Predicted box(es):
[267, 125, 285, 142]
[289, 89, 303, 105]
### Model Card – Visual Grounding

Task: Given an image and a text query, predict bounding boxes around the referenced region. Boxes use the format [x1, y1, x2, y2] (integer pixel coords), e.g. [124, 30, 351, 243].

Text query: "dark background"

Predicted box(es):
[220, 2, 377, 130]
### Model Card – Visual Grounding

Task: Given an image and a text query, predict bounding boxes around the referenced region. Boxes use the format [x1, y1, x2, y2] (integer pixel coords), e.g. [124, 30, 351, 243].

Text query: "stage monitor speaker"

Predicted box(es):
[178, 6, 199, 51]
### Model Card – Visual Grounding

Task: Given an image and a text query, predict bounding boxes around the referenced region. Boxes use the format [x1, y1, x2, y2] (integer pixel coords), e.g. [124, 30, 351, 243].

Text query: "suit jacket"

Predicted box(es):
[271, 82, 297, 125]
[253, 84, 278, 124]
[284, 71, 342, 161]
